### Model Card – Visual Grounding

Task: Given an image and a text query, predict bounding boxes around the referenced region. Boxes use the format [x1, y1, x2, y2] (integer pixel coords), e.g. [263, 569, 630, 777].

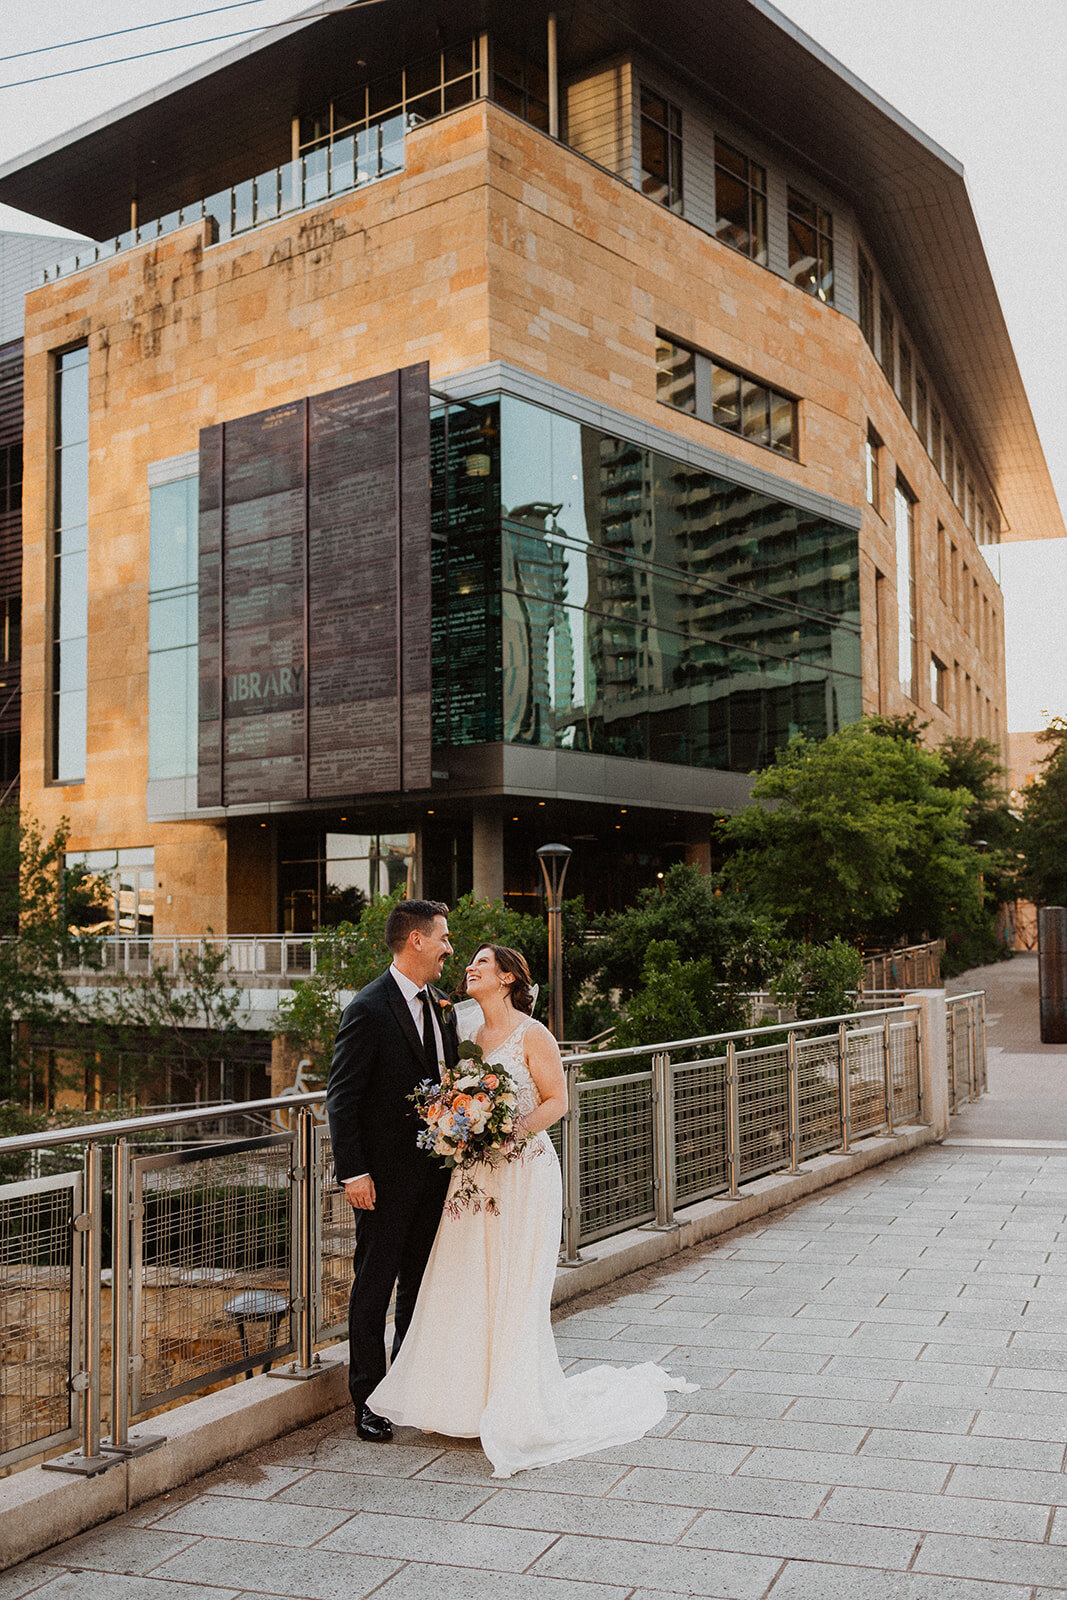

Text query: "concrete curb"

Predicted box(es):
[0, 1122, 935, 1571]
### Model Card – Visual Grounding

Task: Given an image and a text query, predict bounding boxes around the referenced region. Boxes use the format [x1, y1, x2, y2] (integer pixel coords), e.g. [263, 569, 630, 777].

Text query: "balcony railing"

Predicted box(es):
[41, 114, 405, 285]
[61, 935, 317, 981]
[0, 996, 953, 1477]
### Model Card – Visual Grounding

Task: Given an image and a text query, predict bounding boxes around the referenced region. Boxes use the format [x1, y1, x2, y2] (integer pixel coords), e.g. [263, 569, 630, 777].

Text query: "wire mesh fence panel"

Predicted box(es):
[847, 1026, 887, 1136]
[946, 997, 978, 1104]
[0, 1171, 81, 1468]
[577, 1072, 654, 1243]
[974, 998, 987, 1095]
[312, 1125, 356, 1343]
[130, 1134, 296, 1413]
[890, 1019, 921, 1121]
[736, 1042, 789, 1184]
[796, 1033, 843, 1158]
[673, 1056, 729, 1204]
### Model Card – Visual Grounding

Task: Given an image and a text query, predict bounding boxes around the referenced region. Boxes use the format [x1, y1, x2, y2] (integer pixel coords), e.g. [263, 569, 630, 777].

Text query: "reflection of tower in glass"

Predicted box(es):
[502, 503, 575, 745]
[580, 434, 654, 731]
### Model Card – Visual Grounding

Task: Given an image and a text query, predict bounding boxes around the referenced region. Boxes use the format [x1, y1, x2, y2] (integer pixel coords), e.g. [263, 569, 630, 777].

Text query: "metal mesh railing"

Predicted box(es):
[0, 993, 972, 1476]
[130, 1135, 295, 1412]
[0, 1172, 81, 1467]
[946, 991, 986, 1110]
[575, 1071, 655, 1242]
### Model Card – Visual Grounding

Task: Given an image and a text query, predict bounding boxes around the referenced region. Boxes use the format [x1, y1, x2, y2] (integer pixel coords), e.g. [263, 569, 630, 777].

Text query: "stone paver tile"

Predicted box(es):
[717, 1368, 899, 1402]
[552, 1319, 630, 1339]
[280, 1437, 444, 1478]
[1051, 1508, 1067, 1543]
[912, 1532, 1067, 1589]
[413, 1450, 628, 1495]
[660, 1387, 792, 1419]
[764, 1331, 926, 1360]
[21, 1578, 241, 1600]
[822, 1484, 1049, 1541]
[662, 1343, 827, 1374]
[786, 1396, 978, 1434]
[0, 1569, 65, 1600]
[764, 1559, 1034, 1599]
[948, 1462, 1067, 1506]
[273, 1470, 492, 1519]
[738, 1444, 947, 1493]
[914, 1381, 1067, 1415]
[318, 1510, 555, 1571]
[680, 1506, 922, 1569]
[551, 1337, 675, 1363]
[530, 1533, 781, 1599]
[861, 1426, 1065, 1471]
[149, 1493, 351, 1547]
[37, 1526, 198, 1576]
[467, 1486, 695, 1542]
[152, 1537, 400, 1599]
[701, 1312, 858, 1338]
[994, 1366, 1067, 1393]
[826, 1354, 996, 1384]
[971, 1408, 1067, 1444]
[373, 1563, 630, 1600]
[202, 1465, 312, 1501]
[584, 1436, 749, 1474]
[607, 1465, 825, 1517]
[672, 1412, 868, 1453]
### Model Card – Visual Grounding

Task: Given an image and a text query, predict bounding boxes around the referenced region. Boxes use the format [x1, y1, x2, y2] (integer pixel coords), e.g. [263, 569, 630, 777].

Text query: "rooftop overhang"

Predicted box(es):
[1, 0, 1060, 543]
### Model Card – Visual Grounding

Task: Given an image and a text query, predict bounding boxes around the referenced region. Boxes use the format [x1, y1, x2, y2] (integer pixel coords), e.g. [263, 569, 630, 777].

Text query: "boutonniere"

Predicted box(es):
[434, 993, 455, 1023]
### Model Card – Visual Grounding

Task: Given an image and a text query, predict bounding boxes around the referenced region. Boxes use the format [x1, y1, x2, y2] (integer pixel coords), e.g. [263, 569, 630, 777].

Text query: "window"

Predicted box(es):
[898, 339, 913, 420]
[0, 441, 21, 514]
[930, 406, 942, 473]
[656, 337, 796, 457]
[894, 477, 918, 699]
[865, 425, 881, 513]
[858, 252, 875, 347]
[714, 138, 766, 263]
[787, 188, 833, 303]
[51, 344, 89, 783]
[492, 44, 550, 133]
[944, 434, 955, 498]
[930, 653, 948, 710]
[640, 89, 683, 212]
[148, 473, 199, 781]
[915, 374, 929, 452]
[0, 596, 20, 666]
[66, 846, 154, 937]
[301, 43, 480, 150]
[936, 521, 947, 601]
[879, 299, 896, 389]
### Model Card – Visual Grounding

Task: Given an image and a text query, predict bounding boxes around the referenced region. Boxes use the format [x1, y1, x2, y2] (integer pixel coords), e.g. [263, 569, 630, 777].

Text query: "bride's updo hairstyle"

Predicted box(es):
[479, 945, 535, 1015]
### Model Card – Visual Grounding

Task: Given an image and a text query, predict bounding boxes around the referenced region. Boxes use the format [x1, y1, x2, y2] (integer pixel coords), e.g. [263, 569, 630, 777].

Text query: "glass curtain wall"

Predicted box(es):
[52, 345, 89, 782]
[148, 476, 199, 780]
[431, 394, 861, 772]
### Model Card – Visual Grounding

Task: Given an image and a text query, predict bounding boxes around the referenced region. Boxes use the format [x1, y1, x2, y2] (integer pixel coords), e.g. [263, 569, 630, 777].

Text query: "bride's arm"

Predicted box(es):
[517, 1020, 568, 1137]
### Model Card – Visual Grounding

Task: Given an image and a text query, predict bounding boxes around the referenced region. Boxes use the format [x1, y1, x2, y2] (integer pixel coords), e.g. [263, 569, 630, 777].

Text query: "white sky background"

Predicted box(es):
[0, 0, 1064, 730]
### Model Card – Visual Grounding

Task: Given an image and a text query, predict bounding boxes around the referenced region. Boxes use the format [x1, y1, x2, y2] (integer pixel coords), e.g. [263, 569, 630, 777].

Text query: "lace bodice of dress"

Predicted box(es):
[481, 1016, 539, 1117]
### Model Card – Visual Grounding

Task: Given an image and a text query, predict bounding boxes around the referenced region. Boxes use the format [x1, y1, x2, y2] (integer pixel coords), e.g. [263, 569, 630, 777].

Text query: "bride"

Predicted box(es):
[367, 942, 695, 1478]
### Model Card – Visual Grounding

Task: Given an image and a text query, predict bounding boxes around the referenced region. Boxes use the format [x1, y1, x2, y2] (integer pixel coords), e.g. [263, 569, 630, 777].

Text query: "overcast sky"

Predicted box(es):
[0, 0, 1063, 733]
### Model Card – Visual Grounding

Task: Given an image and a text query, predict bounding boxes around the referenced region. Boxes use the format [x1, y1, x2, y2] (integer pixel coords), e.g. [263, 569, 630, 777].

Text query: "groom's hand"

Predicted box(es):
[345, 1175, 376, 1210]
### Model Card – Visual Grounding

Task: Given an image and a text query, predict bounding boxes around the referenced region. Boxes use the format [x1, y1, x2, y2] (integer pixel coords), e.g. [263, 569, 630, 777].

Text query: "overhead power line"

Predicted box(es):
[0, 1, 278, 64]
[0, 2, 381, 92]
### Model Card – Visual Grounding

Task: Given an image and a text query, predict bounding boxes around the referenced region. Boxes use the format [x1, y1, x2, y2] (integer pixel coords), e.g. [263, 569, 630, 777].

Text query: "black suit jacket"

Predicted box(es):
[326, 970, 459, 1192]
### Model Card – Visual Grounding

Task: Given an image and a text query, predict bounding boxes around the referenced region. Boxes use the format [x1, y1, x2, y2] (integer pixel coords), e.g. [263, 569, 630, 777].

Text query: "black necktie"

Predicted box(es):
[417, 989, 439, 1075]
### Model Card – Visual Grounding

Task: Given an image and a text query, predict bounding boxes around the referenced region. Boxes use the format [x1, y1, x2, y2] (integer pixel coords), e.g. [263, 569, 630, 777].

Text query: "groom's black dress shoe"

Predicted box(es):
[356, 1405, 393, 1441]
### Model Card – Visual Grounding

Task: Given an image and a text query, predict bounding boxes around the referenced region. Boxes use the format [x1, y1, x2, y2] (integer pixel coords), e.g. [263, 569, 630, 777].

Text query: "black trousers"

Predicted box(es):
[347, 1164, 449, 1411]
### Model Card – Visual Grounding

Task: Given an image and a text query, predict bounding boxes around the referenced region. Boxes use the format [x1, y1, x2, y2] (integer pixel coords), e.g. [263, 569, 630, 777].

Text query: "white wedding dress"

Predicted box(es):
[367, 1014, 696, 1478]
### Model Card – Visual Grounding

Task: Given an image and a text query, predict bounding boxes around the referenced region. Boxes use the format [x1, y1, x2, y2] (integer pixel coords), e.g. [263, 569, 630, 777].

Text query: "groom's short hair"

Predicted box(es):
[385, 898, 450, 953]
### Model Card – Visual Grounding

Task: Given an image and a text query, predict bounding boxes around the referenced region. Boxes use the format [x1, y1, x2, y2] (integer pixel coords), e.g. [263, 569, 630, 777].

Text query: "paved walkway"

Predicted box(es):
[948, 953, 1067, 1144]
[4, 961, 1067, 1600]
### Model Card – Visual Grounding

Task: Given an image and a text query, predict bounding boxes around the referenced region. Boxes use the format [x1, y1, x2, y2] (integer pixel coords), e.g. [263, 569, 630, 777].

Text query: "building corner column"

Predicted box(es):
[472, 810, 504, 903]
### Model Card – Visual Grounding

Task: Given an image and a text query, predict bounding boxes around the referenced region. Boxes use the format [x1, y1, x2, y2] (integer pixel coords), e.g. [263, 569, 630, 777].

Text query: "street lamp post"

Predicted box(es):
[536, 843, 572, 1040]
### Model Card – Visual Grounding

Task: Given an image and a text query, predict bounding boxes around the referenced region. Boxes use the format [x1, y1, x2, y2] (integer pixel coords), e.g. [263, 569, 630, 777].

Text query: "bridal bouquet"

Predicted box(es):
[410, 1040, 529, 1214]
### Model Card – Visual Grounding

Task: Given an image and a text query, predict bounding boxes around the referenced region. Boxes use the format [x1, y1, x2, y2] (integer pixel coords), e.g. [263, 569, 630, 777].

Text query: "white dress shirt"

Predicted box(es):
[342, 966, 446, 1184]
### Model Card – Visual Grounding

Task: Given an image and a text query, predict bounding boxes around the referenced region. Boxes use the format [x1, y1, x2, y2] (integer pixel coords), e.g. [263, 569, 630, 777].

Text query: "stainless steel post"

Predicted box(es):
[914, 1004, 925, 1122]
[948, 1002, 958, 1114]
[270, 1109, 334, 1379]
[787, 1030, 800, 1172]
[726, 1040, 740, 1198]
[559, 1062, 582, 1264]
[103, 1140, 165, 1456]
[838, 1021, 851, 1152]
[651, 1052, 677, 1229]
[883, 1013, 895, 1135]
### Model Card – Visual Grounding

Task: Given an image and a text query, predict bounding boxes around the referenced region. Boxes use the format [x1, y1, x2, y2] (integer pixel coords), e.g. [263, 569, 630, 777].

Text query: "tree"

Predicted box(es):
[0, 809, 98, 1099]
[1018, 718, 1067, 907]
[718, 723, 982, 948]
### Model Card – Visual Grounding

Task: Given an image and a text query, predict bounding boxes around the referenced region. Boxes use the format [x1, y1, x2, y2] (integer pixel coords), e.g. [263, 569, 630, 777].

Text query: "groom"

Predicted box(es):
[327, 898, 458, 1440]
